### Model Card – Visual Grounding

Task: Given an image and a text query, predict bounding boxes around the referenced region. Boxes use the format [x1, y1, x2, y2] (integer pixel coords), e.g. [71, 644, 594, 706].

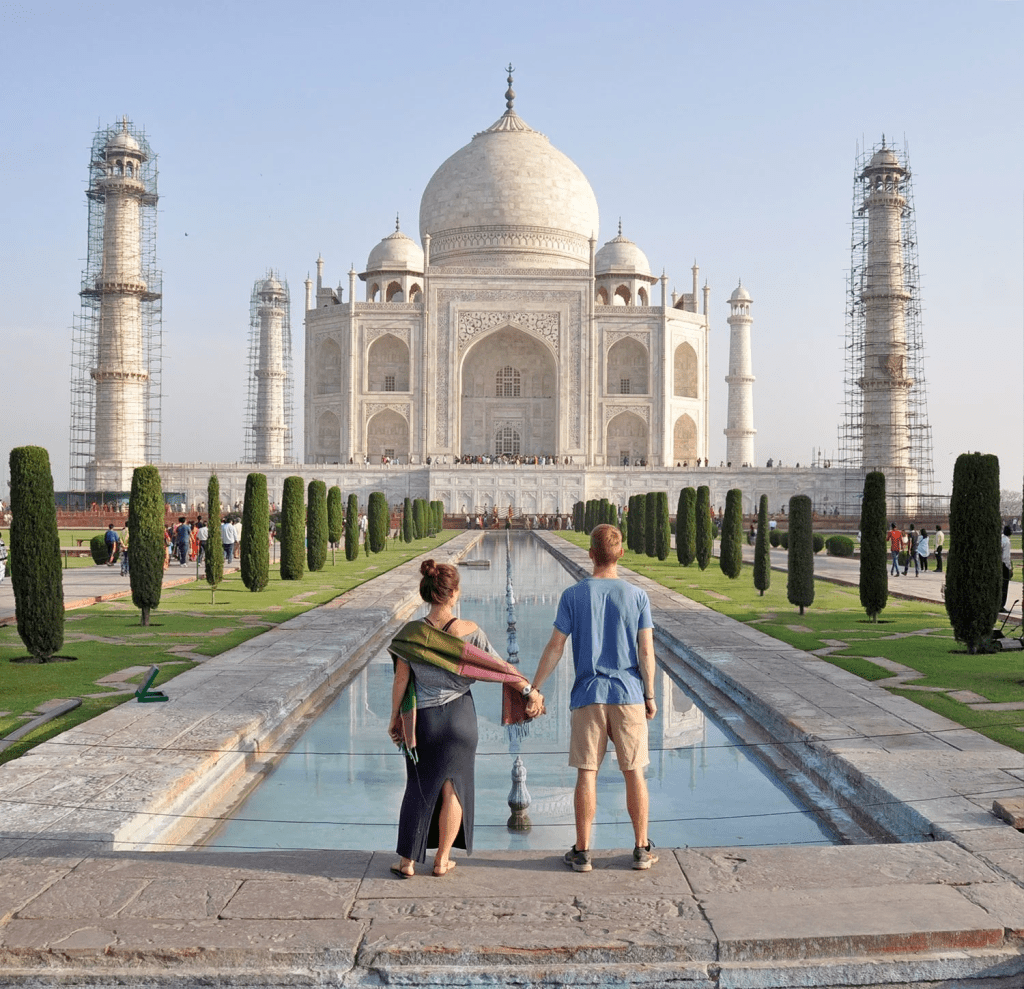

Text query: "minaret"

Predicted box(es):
[75, 118, 161, 491]
[857, 142, 912, 470]
[244, 272, 292, 464]
[724, 282, 756, 466]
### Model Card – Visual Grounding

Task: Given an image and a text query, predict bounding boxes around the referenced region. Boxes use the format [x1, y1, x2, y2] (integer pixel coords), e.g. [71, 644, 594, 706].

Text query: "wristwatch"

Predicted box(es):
[521, 684, 533, 697]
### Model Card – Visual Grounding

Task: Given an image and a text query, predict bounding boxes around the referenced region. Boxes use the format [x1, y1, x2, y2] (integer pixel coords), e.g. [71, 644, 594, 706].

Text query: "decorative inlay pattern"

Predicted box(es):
[365, 325, 411, 347]
[457, 311, 559, 355]
[604, 404, 650, 425]
[605, 329, 650, 348]
[365, 402, 410, 422]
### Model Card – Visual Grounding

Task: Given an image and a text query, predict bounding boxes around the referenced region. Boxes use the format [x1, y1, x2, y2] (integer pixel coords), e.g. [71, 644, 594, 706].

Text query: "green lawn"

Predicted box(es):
[0, 532, 457, 763]
[557, 532, 1024, 753]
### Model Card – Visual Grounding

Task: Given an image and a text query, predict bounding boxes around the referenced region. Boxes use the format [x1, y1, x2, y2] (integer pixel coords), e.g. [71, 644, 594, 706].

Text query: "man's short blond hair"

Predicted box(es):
[590, 523, 623, 566]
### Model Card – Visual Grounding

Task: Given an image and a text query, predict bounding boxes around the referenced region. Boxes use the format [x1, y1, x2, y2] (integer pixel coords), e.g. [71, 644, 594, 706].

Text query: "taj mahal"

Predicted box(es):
[70, 72, 929, 517]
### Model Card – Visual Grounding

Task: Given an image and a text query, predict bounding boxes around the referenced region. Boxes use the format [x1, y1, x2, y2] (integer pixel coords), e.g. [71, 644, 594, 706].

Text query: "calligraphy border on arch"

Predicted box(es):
[364, 402, 410, 423]
[605, 328, 651, 349]
[435, 290, 581, 448]
[604, 404, 651, 425]
[364, 324, 412, 347]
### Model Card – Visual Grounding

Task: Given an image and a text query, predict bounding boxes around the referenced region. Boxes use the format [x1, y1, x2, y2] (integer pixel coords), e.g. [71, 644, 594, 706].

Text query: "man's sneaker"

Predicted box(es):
[563, 845, 592, 872]
[633, 840, 658, 870]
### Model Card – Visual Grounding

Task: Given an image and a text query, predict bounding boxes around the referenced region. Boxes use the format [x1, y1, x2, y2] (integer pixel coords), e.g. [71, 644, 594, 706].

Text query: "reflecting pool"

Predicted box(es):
[204, 534, 836, 851]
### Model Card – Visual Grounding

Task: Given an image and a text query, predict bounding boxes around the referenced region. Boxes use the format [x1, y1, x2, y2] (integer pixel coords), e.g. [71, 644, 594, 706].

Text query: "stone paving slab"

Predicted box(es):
[701, 884, 1003, 961]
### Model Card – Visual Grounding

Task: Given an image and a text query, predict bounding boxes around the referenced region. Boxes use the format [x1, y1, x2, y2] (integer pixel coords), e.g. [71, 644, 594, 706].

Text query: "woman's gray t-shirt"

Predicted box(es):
[413, 626, 501, 709]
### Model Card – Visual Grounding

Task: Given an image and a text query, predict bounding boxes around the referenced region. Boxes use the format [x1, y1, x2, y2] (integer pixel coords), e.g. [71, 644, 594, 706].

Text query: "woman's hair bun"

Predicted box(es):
[420, 559, 437, 577]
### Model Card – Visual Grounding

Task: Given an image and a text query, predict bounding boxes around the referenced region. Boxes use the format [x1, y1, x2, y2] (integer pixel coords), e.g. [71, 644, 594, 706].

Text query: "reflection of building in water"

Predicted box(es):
[654, 669, 706, 750]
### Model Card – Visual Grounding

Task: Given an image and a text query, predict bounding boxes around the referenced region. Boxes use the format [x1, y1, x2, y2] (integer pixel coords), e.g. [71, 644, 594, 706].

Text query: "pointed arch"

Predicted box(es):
[605, 411, 648, 464]
[316, 410, 340, 461]
[385, 281, 404, 302]
[607, 337, 649, 395]
[368, 333, 410, 391]
[596, 286, 609, 306]
[317, 339, 342, 394]
[673, 414, 697, 463]
[674, 342, 698, 398]
[613, 285, 630, 306]
[366, 409, 409, 460]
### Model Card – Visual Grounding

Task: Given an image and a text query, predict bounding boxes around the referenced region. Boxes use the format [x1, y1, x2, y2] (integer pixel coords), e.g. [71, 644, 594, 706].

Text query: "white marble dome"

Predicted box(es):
[419, 107, 599, 269]
[730, 282, 751, 303]
[595, 231, 652, 277]
[366, 227, 424, 273]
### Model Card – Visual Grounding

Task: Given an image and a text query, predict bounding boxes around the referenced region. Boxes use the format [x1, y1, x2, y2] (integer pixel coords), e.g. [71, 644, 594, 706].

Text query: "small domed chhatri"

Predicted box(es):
[419, 67, 599, 269]
[595, 223, 653, 278]
[366, 219, 425, 274]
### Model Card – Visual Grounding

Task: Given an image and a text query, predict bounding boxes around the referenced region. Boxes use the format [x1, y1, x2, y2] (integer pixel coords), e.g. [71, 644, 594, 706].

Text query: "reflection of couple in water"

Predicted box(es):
[387, 524, 658, 878]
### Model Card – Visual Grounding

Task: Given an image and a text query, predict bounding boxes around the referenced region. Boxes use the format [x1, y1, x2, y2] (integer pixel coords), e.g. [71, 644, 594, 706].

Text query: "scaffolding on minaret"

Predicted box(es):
[838, 139, 934, 512]
[243, 270, 294, 464]
[68, 118, 162, 493]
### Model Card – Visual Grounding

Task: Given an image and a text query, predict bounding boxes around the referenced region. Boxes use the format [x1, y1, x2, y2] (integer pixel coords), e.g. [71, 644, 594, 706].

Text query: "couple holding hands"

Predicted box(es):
[387, 524, 658, 877]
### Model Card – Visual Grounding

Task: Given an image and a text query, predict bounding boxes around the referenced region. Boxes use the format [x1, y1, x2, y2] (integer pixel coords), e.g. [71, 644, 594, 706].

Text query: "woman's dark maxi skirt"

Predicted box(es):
[396, 690, 478, 863]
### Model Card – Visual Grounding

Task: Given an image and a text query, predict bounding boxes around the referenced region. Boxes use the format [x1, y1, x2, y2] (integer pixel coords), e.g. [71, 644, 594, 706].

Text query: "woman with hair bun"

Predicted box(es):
[388, 558, 543, 878]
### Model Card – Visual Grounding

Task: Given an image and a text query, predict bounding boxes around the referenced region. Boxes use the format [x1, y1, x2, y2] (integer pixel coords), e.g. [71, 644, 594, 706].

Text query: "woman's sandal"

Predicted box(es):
[432, 860, 457, 877]
[389, 863, 414, 879]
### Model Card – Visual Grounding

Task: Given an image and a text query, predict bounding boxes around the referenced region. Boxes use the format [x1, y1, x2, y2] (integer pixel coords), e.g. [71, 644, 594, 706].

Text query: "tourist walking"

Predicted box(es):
[175, 517, 191, 566]
[104, 523, 121, 566]
[917, 529, 930, 572]
[888, 523, 903, 576]
[386, 560, 542, 879]
[933, 525, 944, 573]
[197, 519, 208, 564]
[903, 525, 920, 576]
[220, 517, 237, 563]
[530, 523, 658, 872]
[119, 527, 129, 577]
[0, 535, 7, 583]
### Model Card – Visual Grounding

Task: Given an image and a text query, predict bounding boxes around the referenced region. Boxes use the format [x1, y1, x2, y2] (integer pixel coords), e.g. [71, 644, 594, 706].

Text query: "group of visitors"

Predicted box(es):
[387, 523, 657, 878]
[158, 516, 242, 568]
[887, 523, 943, 577]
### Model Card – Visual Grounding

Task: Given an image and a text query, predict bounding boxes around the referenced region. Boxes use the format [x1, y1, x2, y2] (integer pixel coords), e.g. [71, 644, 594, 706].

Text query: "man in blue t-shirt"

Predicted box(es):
[529, 523, 658, 872]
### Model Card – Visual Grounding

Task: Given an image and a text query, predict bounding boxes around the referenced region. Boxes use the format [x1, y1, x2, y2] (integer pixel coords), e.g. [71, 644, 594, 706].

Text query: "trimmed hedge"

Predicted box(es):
[946, 452, 1001, 653]
[827, 535, 856, 557]
[9, 446, 64, 659]
[786, 496, 815, 615]
[403, 497, 414, 542]
[280, 476, 305, 580]
[632, 495, 646, 555]
[754, 493, 771, 596]
[128, 464, 165, 627]
[645, 491, 657, 557]
[812, 534, 825, 554]
[89, 534, 111, 565]
[241, 473, 270, 591]
[769, 529, 781, 548]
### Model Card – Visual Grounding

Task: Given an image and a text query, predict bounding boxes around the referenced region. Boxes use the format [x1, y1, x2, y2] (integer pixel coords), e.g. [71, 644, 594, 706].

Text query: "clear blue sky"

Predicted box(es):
[1, 0, 1020, 498]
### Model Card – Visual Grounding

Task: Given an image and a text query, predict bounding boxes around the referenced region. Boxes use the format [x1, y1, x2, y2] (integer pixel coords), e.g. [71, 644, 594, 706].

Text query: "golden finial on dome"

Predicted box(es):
[505, 63, 516, 111]
[395, 212, 400, 232]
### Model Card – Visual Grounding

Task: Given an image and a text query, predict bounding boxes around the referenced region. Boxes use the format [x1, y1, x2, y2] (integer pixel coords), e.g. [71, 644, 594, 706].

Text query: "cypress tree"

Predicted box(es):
[859, 472, 888, 622]
[599, 499, 610, 533]
[436, 500, 445, 533]
[241, 472, 270, 592]
[787, 494, 815, 615]
[676, 488, 695, 566]
[632, 494, 646, 556]
[642, 491, 654, 557]
[345, 493, 359, 561]
[306, 479, 328, 572]
[368, 491, 388, 552]
[753, 493, 771, 596]
[280, 475, 305, 580]
[414, 497, 427, 539]
[402, 497, 414, 542]
[655, 491, 670, 561]
[573, 501, 584, 534]
[327, 485, 343, 551]
[720, 488, 743, 578]
[205, 475, 224, 596]
[946, 453, 1001, 653]
[695, 485, 713, 570]
[583, 500, 592, 534]
[9, 446, 64, 659]
[126, 464, 165, 627]
[625, 495, 635, 551]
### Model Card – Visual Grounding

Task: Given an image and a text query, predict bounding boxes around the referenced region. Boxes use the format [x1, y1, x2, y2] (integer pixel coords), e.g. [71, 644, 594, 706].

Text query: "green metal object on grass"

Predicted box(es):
[135, 665, 168, 702]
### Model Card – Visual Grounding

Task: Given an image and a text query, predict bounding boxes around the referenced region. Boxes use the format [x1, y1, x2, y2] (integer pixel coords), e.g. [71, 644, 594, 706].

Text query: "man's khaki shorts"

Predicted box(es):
[569, 703, 650, 772]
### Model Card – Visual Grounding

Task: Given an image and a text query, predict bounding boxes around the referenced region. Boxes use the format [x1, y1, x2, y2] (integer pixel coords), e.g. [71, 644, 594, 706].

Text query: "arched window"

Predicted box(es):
[495, 425, 521, 457]
[496, 365, 521, 397]
[674, 342, 699, 398]
[409, 283, 422, 303]
[638, 287, 648, 306]
[614, 285, 630, 306]
[368, 282, 380, 302]
[385, 281, 404, 302]
[596, 286, 609, 306]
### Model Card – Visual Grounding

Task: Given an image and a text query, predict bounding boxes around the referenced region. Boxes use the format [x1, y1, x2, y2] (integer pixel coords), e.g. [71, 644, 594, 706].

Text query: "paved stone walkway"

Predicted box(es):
[0, 531, 1021, 987]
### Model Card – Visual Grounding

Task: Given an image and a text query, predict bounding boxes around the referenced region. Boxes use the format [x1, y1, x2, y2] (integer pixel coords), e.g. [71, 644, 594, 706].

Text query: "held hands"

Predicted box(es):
[524, 688, 545, 719]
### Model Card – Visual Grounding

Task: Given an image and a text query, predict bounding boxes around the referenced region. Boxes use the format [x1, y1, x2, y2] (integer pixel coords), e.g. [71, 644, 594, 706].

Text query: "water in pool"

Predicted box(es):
[205, 534, 835, 851]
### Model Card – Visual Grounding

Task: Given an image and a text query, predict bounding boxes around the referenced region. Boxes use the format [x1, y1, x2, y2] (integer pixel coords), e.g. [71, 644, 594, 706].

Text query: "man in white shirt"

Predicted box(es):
[233, 517, 243, 560]
[221, 518, 237, 563]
